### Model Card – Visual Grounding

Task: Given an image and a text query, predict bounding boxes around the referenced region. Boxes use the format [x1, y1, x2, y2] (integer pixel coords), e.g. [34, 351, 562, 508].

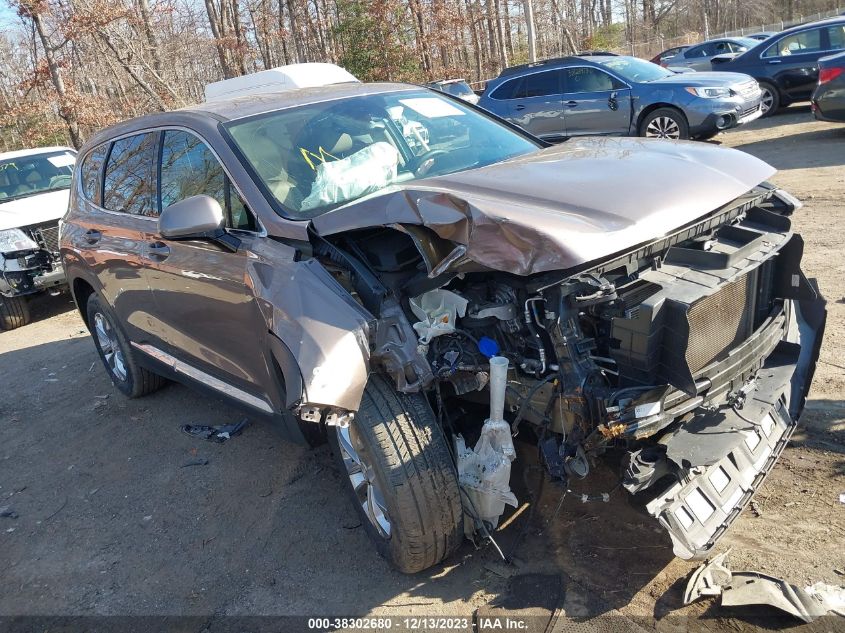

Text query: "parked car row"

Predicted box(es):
[476, 54, 763, 140]
[650, 16, 845, 119]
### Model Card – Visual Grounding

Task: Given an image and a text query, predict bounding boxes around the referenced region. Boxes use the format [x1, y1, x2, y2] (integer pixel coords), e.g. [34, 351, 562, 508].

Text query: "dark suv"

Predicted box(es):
[61, 68, 825, 573]
[713, 17, 845, 116]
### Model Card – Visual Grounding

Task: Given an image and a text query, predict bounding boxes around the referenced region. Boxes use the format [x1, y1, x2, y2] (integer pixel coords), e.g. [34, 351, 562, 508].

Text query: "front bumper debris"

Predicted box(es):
[645, 290, 826, 559]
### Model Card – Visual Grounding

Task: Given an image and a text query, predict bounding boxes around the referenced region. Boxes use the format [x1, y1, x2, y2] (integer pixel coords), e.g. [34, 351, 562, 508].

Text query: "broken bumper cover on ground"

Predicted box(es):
[645, 292, 826, 559]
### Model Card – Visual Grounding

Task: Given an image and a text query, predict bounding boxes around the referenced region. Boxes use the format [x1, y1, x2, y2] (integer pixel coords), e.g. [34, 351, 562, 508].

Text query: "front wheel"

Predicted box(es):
[758, 81, 780, 118]
[0, 295, 31, 330]
[639, 107, 690, 140]
[330, 374, 463, 573]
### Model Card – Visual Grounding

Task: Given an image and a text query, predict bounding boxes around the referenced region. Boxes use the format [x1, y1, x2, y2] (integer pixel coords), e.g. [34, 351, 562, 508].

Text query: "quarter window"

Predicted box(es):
[159, 130, 256, 231]
[81, 144, 108, 205]
[103, 133, 157, 216]
[490, 77, 523, 100]
[763, 29, 822, 57]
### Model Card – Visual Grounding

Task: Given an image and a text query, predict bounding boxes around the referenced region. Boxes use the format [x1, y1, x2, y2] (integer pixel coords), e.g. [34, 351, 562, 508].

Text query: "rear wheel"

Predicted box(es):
[758, 81, 780, 117]
[330, 374, 463, 573]
[0, 295, 31, 330]
[639, 107, 690, 140]
[86, 293, 165, 398]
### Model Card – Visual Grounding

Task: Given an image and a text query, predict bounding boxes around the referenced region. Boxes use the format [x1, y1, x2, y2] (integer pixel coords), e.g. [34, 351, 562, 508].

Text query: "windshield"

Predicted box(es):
[0, 150, 75, 202]
[225, 89, 539, 218]
[597, 57, 673, 82]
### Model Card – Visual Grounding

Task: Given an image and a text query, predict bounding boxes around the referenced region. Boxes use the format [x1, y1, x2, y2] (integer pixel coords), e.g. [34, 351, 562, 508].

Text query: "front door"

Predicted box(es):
[560, 67, 632, 136]
[140, 129, 274, 407]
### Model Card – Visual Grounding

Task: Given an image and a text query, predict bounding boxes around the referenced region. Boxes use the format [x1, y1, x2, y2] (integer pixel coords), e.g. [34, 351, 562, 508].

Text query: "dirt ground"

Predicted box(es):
[1, 106, 843, 632]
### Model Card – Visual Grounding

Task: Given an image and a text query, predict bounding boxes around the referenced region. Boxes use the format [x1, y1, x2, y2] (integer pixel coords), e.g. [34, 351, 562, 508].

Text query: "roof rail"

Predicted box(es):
[498, 56, 578, 77]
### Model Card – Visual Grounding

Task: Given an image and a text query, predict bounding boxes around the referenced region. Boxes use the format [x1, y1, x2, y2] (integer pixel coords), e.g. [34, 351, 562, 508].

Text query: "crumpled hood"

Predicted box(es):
[0, 189, 69, 231]
[312, 137, 775, 275]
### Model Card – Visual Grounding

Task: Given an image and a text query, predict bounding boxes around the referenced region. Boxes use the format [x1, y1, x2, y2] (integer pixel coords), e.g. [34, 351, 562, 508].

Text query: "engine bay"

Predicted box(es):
[312, 185, 825, 558]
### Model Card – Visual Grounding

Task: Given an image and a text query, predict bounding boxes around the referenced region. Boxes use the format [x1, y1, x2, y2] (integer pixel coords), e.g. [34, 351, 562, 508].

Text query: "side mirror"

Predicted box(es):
[159, 195, 224, 239]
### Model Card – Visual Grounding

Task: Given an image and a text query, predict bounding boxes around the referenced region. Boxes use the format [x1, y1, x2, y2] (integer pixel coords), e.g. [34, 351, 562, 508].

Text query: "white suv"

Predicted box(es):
[0, 146, 76, 329]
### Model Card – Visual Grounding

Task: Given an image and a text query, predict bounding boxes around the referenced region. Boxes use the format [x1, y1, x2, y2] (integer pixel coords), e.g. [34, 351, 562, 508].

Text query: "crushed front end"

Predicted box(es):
[405, 185, 824, 558]
[0, 222, 66, 298]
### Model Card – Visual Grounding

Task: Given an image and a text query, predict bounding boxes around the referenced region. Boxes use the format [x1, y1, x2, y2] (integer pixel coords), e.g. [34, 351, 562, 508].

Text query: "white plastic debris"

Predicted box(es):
[805, 582, 845, 617]
[455, 356, 517, 528]
[300, 142, 399, 211]
[409, 289, 468, 344]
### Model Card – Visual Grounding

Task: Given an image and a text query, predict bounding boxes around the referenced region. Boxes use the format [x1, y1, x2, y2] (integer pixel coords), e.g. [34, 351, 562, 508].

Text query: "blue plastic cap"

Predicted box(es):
[477, 336, 500, 359]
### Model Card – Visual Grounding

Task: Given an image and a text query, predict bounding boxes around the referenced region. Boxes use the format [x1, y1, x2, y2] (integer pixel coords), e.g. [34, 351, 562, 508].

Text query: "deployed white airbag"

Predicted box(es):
[301, 142, 399, 211]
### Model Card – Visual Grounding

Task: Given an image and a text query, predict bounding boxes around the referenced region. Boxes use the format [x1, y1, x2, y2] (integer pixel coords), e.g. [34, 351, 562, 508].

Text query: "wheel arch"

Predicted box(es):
[636, 102, 689, 134]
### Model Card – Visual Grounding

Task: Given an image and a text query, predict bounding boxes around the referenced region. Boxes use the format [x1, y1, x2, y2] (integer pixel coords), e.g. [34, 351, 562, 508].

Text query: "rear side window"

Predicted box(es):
[764, 29, 822, 57]
[81, 144, 108, 205]
[159, 130, 256, 231]
[685, 43, 713, 58]
[520, 70, 561, 97]
[826, 24, 845, 50]
[103, 133, 157, 216]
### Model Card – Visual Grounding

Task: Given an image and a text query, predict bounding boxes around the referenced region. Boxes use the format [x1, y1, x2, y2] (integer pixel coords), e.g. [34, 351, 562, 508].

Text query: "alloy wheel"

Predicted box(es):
[94, 312, 127, 382]
[760, 88, 774, 115]
[336, 421, 392, 538]
[645, 116, 681, 139]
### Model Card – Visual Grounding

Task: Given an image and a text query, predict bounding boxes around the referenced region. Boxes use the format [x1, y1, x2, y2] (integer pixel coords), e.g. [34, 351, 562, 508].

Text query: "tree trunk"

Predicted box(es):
[30, 10, 82, 147]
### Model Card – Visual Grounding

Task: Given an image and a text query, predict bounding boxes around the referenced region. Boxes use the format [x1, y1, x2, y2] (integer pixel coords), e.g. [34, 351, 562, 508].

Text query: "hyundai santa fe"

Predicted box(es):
[60, 64, 826, 573]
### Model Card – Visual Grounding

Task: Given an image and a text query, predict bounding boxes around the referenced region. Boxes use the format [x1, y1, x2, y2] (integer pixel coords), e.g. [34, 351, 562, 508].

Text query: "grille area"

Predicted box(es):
[683, 275, 752, 374]
[736, 80, 761, 100]
[26, 223, 60, 254]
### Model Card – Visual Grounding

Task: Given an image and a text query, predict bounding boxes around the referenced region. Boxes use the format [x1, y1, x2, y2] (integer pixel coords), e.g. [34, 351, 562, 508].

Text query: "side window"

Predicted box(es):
[564, 67, 623, 93]
[521, 70, 561, 97]
[490, 78, 523, 100]
[103, 133, 157, 216]
[159, 130, 256, 231]
[80, 144, 108, 205]
[763, 29, 822, 57]
[686, 44, 712, 58]
[825, 25, 845, 50]
[713, 41, 731, 54]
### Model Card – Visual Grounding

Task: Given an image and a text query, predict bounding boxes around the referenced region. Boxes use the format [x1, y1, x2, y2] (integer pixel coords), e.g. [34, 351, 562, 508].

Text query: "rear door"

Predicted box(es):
[761, 27, 826, 100]
[560, 66, 632, 136]
[68, 132, 160, 343]
[141, 129, 274, 407]
[504, 69, 566, 140]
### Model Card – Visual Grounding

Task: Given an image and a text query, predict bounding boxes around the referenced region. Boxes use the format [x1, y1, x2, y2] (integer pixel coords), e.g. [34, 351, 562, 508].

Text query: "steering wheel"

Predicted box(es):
[413, 149, 449, 177]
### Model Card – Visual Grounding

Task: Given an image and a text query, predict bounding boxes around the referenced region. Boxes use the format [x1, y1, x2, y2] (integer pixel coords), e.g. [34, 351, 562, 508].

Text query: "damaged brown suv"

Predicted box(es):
[61, 66, 826, 573]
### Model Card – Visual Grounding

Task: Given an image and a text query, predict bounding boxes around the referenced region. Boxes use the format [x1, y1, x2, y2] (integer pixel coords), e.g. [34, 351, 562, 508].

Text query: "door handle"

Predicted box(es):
[564, 100, 578, 108]
[83, 229, 101, 245]
[146, 241, 171, 260]
[767, 59, 782, 64]
[514, 104, 526, 111]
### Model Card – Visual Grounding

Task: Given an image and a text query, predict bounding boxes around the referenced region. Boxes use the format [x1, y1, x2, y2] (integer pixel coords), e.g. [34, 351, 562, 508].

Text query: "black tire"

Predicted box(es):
[0, 295, 31, 330]
[639, 107, 690, 140]
[86, 293, 166, 398]
[758, 81, 780, 118]
[330, 374, 463, 573]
